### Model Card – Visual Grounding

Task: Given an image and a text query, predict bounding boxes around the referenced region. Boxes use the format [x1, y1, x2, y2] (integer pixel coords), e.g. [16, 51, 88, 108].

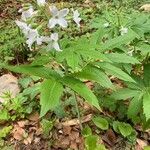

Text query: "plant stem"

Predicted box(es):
[74, 92, 83, 130]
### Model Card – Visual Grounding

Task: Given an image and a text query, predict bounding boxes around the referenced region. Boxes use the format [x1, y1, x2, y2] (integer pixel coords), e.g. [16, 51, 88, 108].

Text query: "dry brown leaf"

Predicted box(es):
[63, 126, 72, 135]
[70, 141, 78, 150]
[69, 131, 79, 141]
[135, 139, 148, 150]
[23, 132, 34, 145]
[140, 4, 150, 12]
[12, 125, 26, 141]
[34, 137, 40, 144]
[17, 120, 29, 128]
[61, 114, 92, 126]
[0, 74, 20, 103]
[28, 112, 40, 121]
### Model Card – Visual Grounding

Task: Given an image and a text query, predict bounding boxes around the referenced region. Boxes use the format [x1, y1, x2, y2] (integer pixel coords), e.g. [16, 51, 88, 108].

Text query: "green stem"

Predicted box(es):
[74, 92, 83, 130]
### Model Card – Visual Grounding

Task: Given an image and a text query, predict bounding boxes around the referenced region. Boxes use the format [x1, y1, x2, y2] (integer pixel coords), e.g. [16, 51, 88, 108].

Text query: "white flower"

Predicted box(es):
[120, 27, 128, 35]
[37, 0, 46, 6]
[103, 22, 110, 28]
[15, 20, 31, 36]
[26, 29, 42, 49]
[72, 10, 81, 27]
[19, 6, 37, 21]
[16, 20, 42, 50]
[48, 6, 69, 28]
[46, 33, 61, 51]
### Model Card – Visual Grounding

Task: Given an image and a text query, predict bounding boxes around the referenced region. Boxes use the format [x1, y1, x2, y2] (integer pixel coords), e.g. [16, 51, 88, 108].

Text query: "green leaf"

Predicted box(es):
[40, 79, 63, 117]
[99, 29, 139, 52]
[92, 116, 109, 130]
[0, 64, 61, 80]
[113, 121, 133, 137]
[78, 49, 111, 62]
[144, 64, 150, 87]
[143, 91, 150, 121]
[31, 55, 50, 66]
[85, 135, 98, 150]
[41, 119, 53, 137]
[73, 65, 113, 88]
[144, 146, 150, 150]
[106, 53, 140, 64]
[111, 88, 140, 100]
[127, 94, 143, 119]
[0, 110, 9, 121]
[61, 76, 101, 110]
[118, 122, 133, 137]
[82, 126, 92, 137]
[95, 62, 135, 82]
[0, 126, 12, 138]
[66, 51, 81, 71]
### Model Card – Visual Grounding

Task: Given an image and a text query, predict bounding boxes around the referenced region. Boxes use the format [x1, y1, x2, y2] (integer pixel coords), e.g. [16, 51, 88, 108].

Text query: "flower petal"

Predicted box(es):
[53, 42, 62, 51]
[48, 18, 58, 28]
[49, 6, 58, 16]
[37, 0, 46, 6]
[58, 8, 69, 18]
[73, 10, 81, 27]
[50, 33, 58, 41]
[57, 18, 68, 28]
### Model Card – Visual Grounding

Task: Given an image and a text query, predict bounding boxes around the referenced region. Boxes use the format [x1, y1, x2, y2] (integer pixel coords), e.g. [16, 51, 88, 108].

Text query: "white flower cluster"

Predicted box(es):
[16, 0, 82, 51]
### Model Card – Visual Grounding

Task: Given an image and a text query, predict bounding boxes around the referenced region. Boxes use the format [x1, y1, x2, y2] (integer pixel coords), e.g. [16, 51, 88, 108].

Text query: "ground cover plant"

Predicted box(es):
[0, 0, 150, 149]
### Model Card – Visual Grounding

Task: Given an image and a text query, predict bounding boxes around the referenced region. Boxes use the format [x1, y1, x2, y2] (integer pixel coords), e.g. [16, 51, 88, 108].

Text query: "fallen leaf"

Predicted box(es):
[102, 129, 117, 146]
[61, 114, 92, 126]
[0, 74, 20, 103]
[12, 125, 26, 141]
[17, 120, 29, 128]
[135, 139, 148, 150]
[63, 126, 72, 135]
[23, 132, 33, 145]
[140, 4, 150, 12]
[70, 141, 78, 150]
[28, 112, 39, 121]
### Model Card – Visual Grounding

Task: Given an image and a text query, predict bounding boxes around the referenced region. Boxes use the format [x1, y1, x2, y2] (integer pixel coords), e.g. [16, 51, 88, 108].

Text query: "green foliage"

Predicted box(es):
[0, 23, 24, 62]
[113, 121, 134, 137]
[85, 135, 106, 150]
[0, 126, 12, 139]
[92, 116, 109, 130]
[143, 91, 150, 121]
[144, 146, 150, 150]
[40, 79, 63, 117]
[72, 65, 113, 89]
[41, 119, 54, 137]
[95, 62, 135, 82]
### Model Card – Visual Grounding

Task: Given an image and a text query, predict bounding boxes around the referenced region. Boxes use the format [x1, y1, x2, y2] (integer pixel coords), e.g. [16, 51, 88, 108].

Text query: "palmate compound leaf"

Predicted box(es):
[0, 64, 101, 114]
[94, 62, 135, 82]
[40, 79, 63, 117]
[143, 91, 150, 121]
[72, 65, 113, 89]
[60, 76, 101, 111]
